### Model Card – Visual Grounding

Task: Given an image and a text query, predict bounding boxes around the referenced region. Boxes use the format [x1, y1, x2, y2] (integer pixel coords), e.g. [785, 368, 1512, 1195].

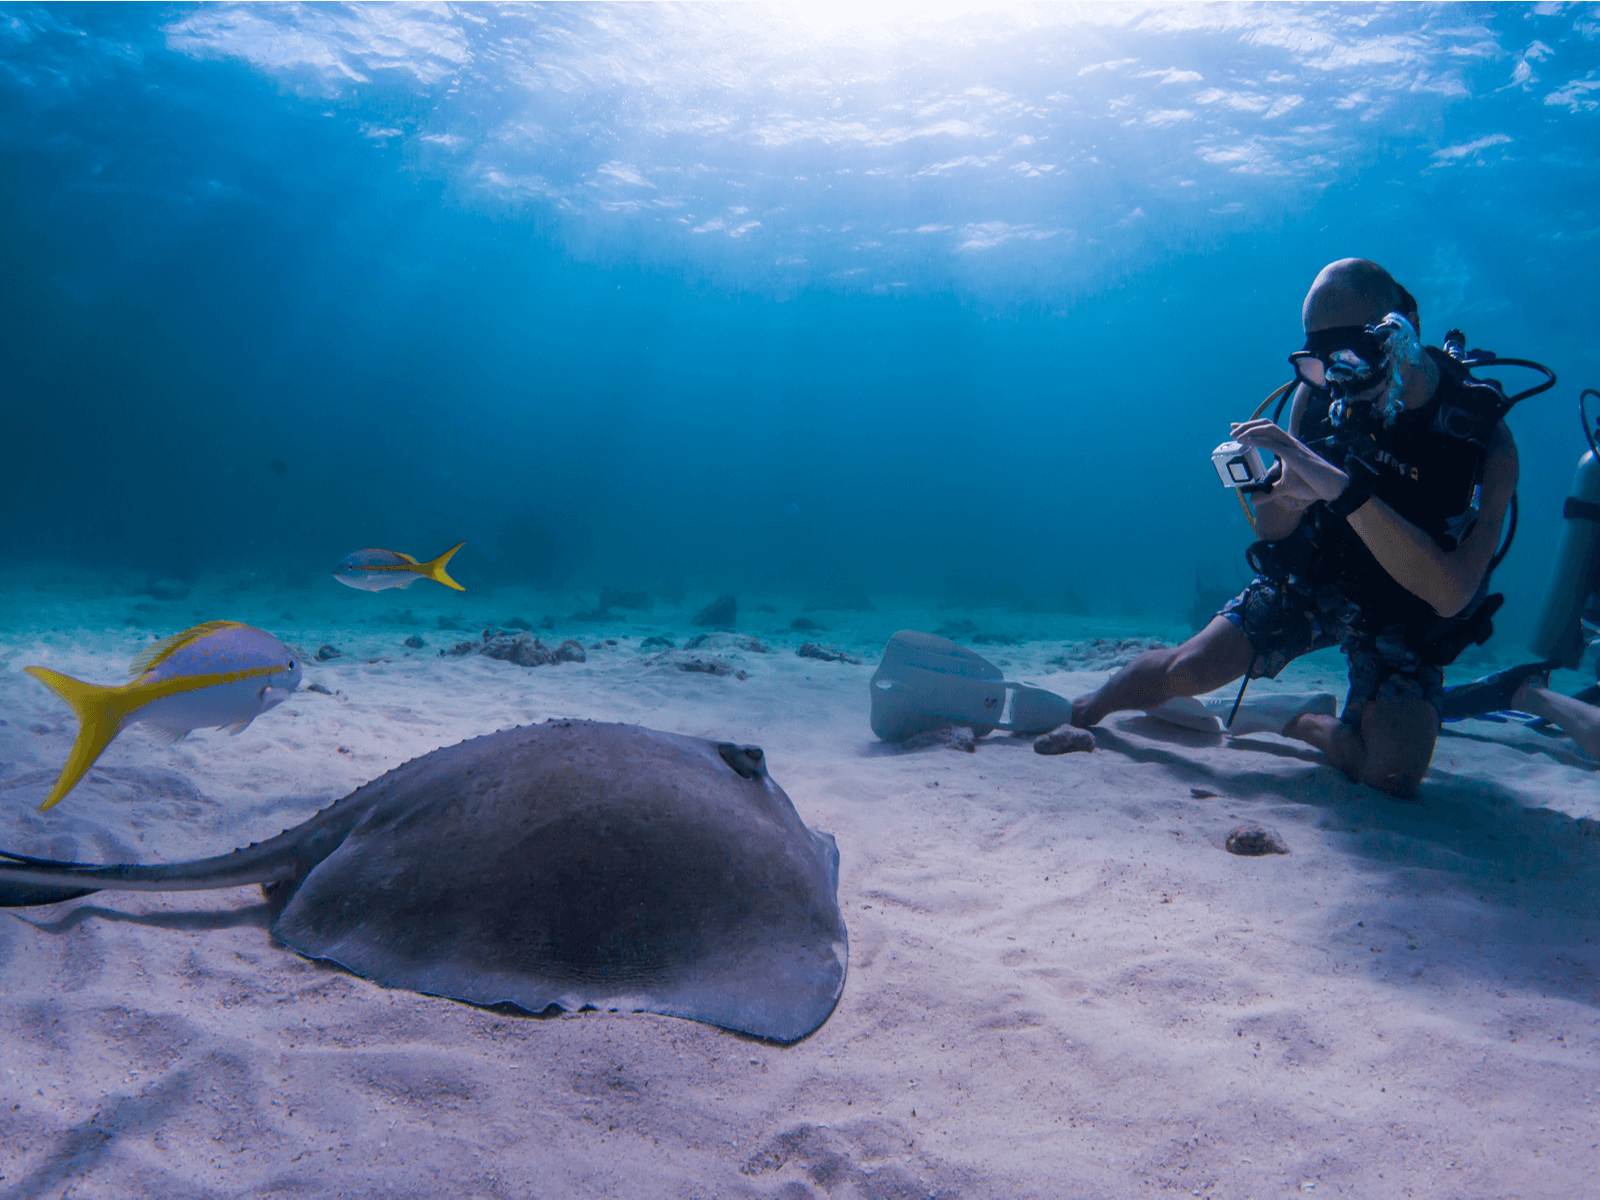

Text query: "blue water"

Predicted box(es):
[4, 3, 1598, 635]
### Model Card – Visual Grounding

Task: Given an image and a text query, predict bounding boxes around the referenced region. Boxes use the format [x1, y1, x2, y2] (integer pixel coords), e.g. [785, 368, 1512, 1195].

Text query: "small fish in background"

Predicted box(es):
[23, 621, 302, 812]
[268, 459, 288, 476]
[334, 543, 466, 592]
[783, 501, 800, 516]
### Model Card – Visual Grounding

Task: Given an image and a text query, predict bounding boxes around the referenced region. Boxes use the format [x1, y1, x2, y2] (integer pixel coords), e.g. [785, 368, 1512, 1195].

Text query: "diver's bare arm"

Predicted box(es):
[1345, 423, 1518, 618]
[1251, 486, 1312, 541]
[1247, 384, 1315, 541]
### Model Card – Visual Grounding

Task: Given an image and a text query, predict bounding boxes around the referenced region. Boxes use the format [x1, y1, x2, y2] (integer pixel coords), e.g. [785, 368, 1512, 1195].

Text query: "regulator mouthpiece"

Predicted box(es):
[1293, 312, 1419, 431]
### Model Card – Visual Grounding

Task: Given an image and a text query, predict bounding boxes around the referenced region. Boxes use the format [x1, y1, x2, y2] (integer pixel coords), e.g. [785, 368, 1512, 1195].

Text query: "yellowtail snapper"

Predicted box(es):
[24, 621, 302, 811]
[334, 543, 465, 592]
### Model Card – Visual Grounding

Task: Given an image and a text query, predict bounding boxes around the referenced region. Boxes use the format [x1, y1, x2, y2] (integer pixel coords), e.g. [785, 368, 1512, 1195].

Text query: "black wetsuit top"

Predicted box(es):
[1277, 346, 1507, 653]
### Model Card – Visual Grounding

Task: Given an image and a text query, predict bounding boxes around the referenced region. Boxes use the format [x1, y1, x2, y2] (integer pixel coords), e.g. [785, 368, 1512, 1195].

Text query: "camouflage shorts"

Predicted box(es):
[1220, 578, 1444, 725]
[1218, 576, 1354, 680]
[1340, 625, 1446, 726]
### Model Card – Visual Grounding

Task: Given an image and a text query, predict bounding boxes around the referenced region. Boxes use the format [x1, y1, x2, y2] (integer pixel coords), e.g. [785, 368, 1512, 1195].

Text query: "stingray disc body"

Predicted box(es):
[271, 720, 847, 1043]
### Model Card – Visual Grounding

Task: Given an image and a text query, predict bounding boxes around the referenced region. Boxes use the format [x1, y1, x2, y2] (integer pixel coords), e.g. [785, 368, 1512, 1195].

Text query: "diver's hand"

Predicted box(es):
[1231, 419, 1348, 504]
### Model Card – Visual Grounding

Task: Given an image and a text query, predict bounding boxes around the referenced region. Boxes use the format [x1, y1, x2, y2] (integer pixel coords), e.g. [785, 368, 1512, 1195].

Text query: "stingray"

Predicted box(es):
[0, 721, 848, 1043]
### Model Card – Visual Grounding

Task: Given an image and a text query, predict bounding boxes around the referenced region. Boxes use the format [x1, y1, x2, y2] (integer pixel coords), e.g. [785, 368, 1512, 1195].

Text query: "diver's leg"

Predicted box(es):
[1284, 697, 1439, 799]
[1283, 638, 1442, 799]
[1280, 643, 1446, 803]
[1278, 711, 1360, 775]
[1073, 617, 1254, 728]
[1511, 682, 1600, 759]
[1354, 696, 1440, 797]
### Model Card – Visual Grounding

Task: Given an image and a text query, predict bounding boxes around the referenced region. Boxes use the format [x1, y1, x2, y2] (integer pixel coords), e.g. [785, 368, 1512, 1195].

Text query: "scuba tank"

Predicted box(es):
[1528, 388, 1600, 669]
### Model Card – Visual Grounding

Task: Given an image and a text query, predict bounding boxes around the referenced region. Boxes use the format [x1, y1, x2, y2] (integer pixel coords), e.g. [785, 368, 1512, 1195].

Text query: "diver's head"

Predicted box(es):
[1301, 258, 1417, 335]
[1290, 259, 1427, 429]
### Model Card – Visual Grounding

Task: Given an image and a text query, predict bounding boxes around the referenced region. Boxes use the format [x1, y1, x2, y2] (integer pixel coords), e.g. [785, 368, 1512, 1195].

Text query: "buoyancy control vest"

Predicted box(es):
[1248, 346, 1513, 662]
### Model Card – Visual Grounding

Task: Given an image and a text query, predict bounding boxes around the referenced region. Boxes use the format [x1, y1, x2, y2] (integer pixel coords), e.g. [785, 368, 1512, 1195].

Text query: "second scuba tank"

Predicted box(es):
[1528, 449, 1600, 668]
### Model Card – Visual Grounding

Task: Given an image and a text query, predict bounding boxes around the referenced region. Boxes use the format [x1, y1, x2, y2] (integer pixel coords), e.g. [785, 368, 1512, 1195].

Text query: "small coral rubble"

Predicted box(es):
[445, 628, 587, 667]
[796, 643, 861, 665]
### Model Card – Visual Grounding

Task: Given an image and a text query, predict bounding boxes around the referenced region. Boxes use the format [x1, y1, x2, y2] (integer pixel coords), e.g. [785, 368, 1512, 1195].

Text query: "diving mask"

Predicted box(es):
[1290, 312, 1422, 429]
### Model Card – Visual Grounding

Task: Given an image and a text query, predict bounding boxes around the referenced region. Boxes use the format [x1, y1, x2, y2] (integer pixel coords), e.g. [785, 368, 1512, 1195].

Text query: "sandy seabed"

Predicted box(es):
[1, 572, 1598, 1199]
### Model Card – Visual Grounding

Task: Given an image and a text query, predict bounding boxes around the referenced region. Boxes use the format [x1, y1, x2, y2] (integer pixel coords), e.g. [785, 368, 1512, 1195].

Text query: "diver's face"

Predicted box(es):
[1334, 373, 1389, 406]
[1290, 325, 1388, 398]
[1292, 313, 1421, 428]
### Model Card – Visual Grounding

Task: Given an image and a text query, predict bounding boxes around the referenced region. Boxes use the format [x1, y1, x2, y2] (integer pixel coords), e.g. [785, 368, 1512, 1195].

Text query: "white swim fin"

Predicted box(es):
[870, 630, 1073, 742]
[1144, 695, 1221, 734]
[1147, 691, 1336, 737]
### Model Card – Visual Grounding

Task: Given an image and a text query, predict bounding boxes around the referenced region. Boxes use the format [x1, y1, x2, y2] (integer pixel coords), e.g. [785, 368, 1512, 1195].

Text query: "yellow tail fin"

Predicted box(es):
[418, 542, 466, 591]
[23, 667, 135, 811]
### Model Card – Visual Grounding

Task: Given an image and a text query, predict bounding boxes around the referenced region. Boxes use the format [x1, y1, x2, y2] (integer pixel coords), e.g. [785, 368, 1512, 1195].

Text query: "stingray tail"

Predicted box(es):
[0, 842, 297, 904]
[23, 667, 134, 811]
[418, 542, 466, 591]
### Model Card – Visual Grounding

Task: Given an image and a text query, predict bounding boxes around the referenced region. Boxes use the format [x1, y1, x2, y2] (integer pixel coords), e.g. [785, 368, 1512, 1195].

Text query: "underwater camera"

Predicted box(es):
[1211, 440, 1267, 489]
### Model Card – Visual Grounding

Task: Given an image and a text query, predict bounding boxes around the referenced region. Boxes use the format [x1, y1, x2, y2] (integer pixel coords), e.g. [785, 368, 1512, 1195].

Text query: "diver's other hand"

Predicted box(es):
[1258, 457, 1320, 507]
[1231, 419, 1348, 503]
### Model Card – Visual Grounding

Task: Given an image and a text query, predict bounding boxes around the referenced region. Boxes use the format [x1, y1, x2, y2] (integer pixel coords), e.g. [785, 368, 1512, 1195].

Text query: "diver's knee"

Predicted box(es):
[1354, 697, 1438, 797]
[1366, 769, 1425, 800]
[1356, 741, 1433, 799]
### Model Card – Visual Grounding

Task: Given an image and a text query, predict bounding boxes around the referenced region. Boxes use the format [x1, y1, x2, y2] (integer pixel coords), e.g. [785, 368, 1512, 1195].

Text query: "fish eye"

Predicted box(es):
[287, 659, 295, 669]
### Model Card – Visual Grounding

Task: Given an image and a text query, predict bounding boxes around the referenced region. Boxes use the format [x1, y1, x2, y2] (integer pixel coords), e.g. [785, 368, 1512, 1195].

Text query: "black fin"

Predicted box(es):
[1440, 660, 1560, 721]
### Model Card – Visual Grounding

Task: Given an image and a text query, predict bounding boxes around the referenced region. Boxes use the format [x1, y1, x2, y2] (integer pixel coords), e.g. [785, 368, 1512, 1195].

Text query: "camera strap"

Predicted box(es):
[1225, 661, 1255, 729]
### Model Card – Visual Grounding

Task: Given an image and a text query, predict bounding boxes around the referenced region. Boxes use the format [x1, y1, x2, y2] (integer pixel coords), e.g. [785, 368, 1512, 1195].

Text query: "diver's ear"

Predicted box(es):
[1396, 283, 1419, 335]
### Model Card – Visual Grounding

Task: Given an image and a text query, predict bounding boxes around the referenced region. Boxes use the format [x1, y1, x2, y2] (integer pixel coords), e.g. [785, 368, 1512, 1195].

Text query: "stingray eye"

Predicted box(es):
[717, 742, 766, 779]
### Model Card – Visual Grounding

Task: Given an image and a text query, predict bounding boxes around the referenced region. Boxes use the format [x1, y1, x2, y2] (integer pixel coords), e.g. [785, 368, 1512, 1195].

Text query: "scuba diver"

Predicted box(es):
[1073, 258, 1526, 798]
[1439, 385, 1600, 757]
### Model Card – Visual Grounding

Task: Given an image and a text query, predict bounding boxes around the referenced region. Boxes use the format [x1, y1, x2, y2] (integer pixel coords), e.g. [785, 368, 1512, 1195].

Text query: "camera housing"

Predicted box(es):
[1212, 440, 1267, 489]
